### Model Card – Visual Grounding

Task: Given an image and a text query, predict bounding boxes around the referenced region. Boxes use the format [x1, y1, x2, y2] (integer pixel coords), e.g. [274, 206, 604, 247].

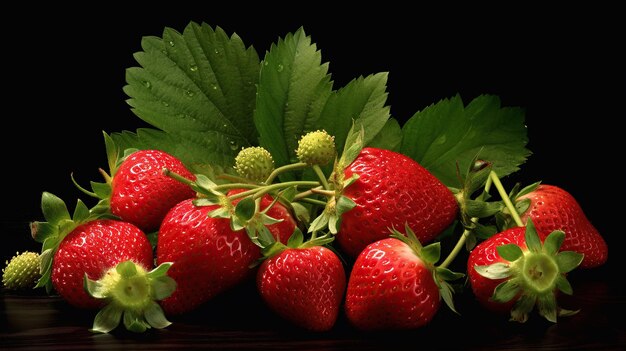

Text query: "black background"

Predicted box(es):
[1, 6, 623, 271]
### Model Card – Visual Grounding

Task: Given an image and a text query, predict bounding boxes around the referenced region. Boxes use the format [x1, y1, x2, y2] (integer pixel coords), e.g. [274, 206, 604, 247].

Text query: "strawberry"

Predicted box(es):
[467, 221, 583, 322]
[336, 147, 458, 258]
[344, 225, 462, 330]
[156, 191, 296, 315]
[76, 133, 195, 232]
[256, 230, 345, 331]
[31, 192, 175, 333]
[514, 184, 607, 268]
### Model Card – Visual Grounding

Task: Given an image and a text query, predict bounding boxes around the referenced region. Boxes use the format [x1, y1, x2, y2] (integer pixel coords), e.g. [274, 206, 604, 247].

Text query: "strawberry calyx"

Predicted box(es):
[390, 224, 465, 314]
[251, 228, 335, 267]
[474, 219, 583, 323]
[84, 260, 176, 333]
[30, 192, 114, 293]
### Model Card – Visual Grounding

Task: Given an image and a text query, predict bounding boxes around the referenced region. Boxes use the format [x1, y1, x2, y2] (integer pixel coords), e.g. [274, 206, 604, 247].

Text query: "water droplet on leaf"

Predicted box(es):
[168, 41, 175, 47]
[161, 101, 169, 107]
[185, 90, 194, 98]
[143, 81, 151, 88]
[189, 65, 198, 72]
[229, 140, 238, 151]
[277, 64, 284, 72]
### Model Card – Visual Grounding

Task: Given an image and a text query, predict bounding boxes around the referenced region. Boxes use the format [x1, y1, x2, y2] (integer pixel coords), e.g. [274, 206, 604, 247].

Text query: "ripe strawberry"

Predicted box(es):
[256, 230, 345, 331]
[337, 147, 458, 258]
[76, 133, 196, 232]
[344, 225, 462, 330]
[467, 221, 583, 322]
[515, 184, 607, 268]
[51, 219, 154, 309]
[156, 192, 296, 315]
[31, 192, 175, 333]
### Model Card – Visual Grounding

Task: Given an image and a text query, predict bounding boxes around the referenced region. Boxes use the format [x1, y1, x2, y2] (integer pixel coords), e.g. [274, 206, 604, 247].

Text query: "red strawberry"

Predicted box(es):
[109, 149, 196, 232]
[467, 221, 583, 322]
[337, 147, 458, 258]
[344, 225, 462, 330]
[256, 231, 346, 331]
[52, 219, 153, 309]
[156, 192, 296, 315]
[76, 133, 196, 232]
[516, 184, 607, 268]
[31, 192, 175, 333]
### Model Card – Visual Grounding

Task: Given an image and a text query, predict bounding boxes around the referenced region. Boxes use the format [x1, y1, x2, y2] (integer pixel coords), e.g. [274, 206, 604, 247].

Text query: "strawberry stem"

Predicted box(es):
[264, 162, 308, 184]
[489, 171, 524, 227]
[312, 165, 331, 190]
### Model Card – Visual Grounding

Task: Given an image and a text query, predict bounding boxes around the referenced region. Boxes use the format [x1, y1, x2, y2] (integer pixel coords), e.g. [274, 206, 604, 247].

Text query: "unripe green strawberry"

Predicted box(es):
[234, 146, 275, 182]
[2, 251, 41, 290]
[296, 130, 336, 166]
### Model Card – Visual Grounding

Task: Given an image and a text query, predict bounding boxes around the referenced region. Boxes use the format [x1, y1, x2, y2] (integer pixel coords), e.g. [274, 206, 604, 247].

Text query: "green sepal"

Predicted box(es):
[510, 294, 536, 323]
[514, 198, 531, 217]
[435, 267, 465, 282]
[308, 211, 330, 233]
[146, 231, 158, 249]
[328, 213, 340, 234]
[473, 223, 497, 240]
[116, 260, 138, 278]
[438, 280, 460, 315]
[537, 293, 558, 323]
[515, 181, 541, 199]
[124, 310, 149, 333]
[339, 122, 364, 167]
[90, 304, 123, 334]
[287, 228, 304, 248]
[555, 275, 573, 295]
[144, 301, 172, 329]
[280, 186, 297, 202]
[208, 206, 231, 219]
[30, 221, 55, 244]
[556, 251, 584, 273]
[433, 266, 464, 315]
[474, 262, 512, 280]
[90, 181, 112, 199]
[41, 192, 71, 224]
[193, 198, 220, 207]
[259, 213, 284, 225]
[72, 199, 91, 223]
[543, 230, 565, 255]
[342, 173, 360, 188]
[336, 195, 356, 216]
[234, 196, 256, 222]
[558, 308, 580, 317]
[497, 244, 523, 262]
[491, 280, 521, 303]
[290, 202, 311, 223]
[464, 200, 504, 218]
[420, 242, 441, 266]
[524, 219, 542, 253]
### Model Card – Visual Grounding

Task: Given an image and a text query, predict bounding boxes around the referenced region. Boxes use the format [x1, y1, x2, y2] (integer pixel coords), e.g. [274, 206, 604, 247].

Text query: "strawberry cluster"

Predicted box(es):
[5, 128, 608, 334]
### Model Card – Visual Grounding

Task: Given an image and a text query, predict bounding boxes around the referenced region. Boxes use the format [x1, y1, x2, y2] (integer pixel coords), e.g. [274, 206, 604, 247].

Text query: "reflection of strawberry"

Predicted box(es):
[257, 240, 345, 331]
[157, 193, 296, 315]
[515, 184, 607, 268]
[468, 222, 583, 322]
[337, 147, 458, 258]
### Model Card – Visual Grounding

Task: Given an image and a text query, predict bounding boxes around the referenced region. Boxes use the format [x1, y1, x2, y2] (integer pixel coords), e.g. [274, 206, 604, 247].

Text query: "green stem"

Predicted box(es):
[264, 162, 308, 184]
[292, 186, 323, 201]
[298, 198, 327, 206]
[227, 181, 319, 201]
[311, 188, 336, 198]
[212, 183, 259, 191]
[313, 165, 330, 190]
[217, 174, 251, 183]
[489, 171, 524, 227]
[439, 174, 495, 269]
[162, 168, 194, 187]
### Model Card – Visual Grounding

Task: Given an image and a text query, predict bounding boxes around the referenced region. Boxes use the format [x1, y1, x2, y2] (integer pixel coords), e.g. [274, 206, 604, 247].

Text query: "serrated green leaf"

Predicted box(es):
[254, 28, 332, 180]
[318, 73, 390, 156]
[368, 118, 402, 151]
[400, 95, 530, 187]
[497, 244, 524, 261]
[123, 22, 260, 169]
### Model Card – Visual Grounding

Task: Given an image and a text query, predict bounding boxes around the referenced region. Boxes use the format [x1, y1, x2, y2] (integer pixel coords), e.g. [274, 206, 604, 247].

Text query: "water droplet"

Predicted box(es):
[229, 140, 238, 151]
[189, 65, 198, 72]
[212, 85, 218, 90]
[222, 123, 228, 129]
[264, 61, 269, 66]
[185, 90, 194, 98]
[161, 101, 169, 107]
[214, 48, 220, 54]
[142, 81, 151, 88]
[168, 40, 175, 47]
[277, 64, 284, 72]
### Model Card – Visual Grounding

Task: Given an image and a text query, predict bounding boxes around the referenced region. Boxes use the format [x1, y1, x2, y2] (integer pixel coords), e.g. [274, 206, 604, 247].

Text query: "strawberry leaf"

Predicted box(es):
[368, 118, 402, 152]
[254, 27, 332, 181]
[318, 73, 391, 156]
[122, 22, 260, 169]
[400, 94, 529, 187]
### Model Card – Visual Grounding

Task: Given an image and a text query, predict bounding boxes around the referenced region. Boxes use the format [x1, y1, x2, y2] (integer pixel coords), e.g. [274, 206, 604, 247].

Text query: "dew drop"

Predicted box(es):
[264, 61, 269, 66]
[142, 81, 151, 88]
[161, 101, 169, 107]
[277, 64, 284, 72]
[189, 65, 198, 72]
[214, 48, 220, 54]
[185, 90, 194, 98]
[168, 40, 175, 47]
[211, 84, 218, 90]
[229, 140, 238, 151]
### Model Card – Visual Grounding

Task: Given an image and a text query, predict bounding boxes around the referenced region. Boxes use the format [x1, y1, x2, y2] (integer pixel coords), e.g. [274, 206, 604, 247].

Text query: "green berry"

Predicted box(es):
[2, 251, 41, 290]
[296, 130, 336, 166]
[234, 146, 275, 182]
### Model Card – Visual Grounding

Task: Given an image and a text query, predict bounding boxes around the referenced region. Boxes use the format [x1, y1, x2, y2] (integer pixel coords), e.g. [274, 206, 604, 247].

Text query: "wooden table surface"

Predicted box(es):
[1, 263, 624, 350]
